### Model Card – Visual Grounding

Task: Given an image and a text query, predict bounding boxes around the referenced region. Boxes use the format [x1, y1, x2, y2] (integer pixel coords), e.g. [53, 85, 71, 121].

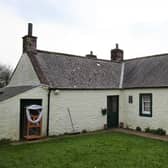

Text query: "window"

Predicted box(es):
[139, 94, 152, 117]
[128, 96, 133, 104]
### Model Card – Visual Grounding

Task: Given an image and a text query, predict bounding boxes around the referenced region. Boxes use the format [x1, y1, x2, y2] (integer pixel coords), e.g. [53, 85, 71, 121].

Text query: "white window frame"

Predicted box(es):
[140, 94, 152, 117]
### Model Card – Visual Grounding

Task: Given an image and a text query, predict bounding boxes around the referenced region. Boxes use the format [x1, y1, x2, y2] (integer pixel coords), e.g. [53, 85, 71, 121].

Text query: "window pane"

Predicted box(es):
[144, 105, 150, 112]
[144, 102, 150, 107]
[128, 96, 133, 104]
[143, 95, 150, 101]
[143, 100, 151, 112]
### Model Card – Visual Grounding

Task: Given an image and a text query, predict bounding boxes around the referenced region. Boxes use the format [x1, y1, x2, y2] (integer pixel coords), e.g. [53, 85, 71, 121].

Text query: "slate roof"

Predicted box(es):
[28, 50, 122, 89]
[0, 86, 37, 101]
[123, 54, 168, 88]
[27, 50, 168, 89]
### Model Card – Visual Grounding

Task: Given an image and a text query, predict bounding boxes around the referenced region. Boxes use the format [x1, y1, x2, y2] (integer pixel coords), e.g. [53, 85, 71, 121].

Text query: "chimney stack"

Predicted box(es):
[86, 51, 97, 59]
[111, 43, 123, 62]
[22, 23, 37, 53]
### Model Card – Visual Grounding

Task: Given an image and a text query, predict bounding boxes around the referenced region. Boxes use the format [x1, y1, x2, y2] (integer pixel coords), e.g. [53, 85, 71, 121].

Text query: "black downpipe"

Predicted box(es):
[47, 88, 51, 136]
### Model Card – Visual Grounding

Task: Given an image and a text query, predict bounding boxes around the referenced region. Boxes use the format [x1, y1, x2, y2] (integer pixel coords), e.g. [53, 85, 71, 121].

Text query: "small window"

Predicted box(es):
[128, 96, 133, 104]
[139, 94, 152, 117]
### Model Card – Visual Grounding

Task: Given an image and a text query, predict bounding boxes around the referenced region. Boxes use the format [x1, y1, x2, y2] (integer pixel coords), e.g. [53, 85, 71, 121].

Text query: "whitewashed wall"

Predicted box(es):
[49, 90, 122, 135]
[3, 86, 168, 140]
[0, 86, 48, 140]
[121, 89, 168, 133]
[8, 53, 40, 86]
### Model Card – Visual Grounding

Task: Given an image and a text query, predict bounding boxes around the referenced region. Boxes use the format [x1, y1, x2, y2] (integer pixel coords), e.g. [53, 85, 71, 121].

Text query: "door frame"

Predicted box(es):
[20, 99, 42, 140]
[107, 95, 119, 128]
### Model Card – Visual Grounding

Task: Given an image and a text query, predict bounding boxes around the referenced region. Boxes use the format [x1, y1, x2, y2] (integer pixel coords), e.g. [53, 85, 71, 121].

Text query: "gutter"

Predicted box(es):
[47, 88, 51, 136]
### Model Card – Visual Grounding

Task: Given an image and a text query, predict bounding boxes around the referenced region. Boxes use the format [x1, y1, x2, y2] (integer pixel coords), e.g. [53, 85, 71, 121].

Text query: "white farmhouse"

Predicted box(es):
[0, 23, 168, 140]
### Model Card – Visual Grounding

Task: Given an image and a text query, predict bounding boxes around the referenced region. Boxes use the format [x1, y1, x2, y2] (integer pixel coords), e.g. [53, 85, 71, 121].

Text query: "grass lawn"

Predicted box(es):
[0, 132, 168, 168]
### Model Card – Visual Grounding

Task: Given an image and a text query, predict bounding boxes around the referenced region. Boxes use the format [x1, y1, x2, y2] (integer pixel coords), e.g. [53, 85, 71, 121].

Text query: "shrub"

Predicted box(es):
[144, 128, 166, 136]
[0, 138, 11, 145]
[155, 128, 166, 136]
[145, 127, 150, 133]
[81, 129, 87, 134]
[136, 126, 142, 132]
[150, 129, 157, 134]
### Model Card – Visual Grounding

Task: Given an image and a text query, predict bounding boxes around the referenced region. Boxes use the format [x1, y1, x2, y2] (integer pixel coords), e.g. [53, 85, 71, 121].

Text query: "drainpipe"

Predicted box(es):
[47, 88, 51, 136]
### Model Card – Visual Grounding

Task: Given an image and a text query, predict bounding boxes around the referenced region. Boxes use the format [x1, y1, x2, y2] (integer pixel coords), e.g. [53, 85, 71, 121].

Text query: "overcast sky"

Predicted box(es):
[1, 0, 168, 67]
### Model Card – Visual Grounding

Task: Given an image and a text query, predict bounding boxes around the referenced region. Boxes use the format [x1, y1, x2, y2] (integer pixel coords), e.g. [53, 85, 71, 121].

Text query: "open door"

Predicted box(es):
[20, 99, 42, 140]
[107, 95, 119, 128]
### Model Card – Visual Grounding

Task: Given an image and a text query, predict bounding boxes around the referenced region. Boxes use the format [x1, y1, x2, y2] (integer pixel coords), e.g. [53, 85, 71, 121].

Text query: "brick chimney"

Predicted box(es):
[22, 23, 37, 53]
[111, 43, 123, 62]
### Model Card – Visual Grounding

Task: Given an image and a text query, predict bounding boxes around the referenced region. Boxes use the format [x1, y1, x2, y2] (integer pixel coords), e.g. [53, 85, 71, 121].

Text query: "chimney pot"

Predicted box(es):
[28, 23, 33, 36]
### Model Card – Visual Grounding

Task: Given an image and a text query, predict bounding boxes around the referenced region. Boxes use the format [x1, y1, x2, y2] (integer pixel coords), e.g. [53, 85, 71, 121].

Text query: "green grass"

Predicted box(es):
[0, 132, 168, 168]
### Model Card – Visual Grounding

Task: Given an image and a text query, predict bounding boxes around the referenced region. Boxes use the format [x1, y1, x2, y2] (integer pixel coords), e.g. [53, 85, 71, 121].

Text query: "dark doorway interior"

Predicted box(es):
[107, 95, 119, 128]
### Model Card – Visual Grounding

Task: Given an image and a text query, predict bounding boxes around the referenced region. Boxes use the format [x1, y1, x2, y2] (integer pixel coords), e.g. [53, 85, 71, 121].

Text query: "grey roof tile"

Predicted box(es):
[123, 54, 168, 88]
[0, 86, 37, 101]
[29, 50, 121, 89]
[28, 50, 168, 89]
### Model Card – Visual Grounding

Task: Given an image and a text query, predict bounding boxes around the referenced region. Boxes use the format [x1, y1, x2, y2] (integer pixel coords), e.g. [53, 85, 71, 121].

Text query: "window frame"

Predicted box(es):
[128, 96, 133, 104]
[139, 93, 152, 117]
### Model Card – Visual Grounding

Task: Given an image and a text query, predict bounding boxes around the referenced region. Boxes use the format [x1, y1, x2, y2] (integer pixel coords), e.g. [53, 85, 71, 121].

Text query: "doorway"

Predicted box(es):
[107, 95, 119, 128]
[20, 99, 42, 140]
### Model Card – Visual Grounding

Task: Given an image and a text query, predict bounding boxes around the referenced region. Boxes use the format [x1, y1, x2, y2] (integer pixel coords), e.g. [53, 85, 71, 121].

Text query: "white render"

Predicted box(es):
[49, 90, 123, 135]
[8, 53, 40, 87]
[0, 86, 48, 140]
[2, 86, 168, 140]
[121, 89, 168, 132]
[48, 88, 168, 136]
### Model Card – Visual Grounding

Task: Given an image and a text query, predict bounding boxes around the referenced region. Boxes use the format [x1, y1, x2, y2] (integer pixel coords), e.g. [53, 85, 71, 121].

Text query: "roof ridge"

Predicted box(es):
[124, 53, 168, 62]
[37, 49, 121, 64]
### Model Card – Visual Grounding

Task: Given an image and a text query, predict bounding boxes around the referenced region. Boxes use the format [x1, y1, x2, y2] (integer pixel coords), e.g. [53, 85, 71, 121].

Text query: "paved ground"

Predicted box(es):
[11, 128, 168, 145]
[112, 128, 168, 142]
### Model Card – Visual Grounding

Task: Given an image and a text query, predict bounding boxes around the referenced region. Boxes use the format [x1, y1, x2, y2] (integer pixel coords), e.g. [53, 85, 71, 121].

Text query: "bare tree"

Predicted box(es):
[0, 64, 12, 88]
